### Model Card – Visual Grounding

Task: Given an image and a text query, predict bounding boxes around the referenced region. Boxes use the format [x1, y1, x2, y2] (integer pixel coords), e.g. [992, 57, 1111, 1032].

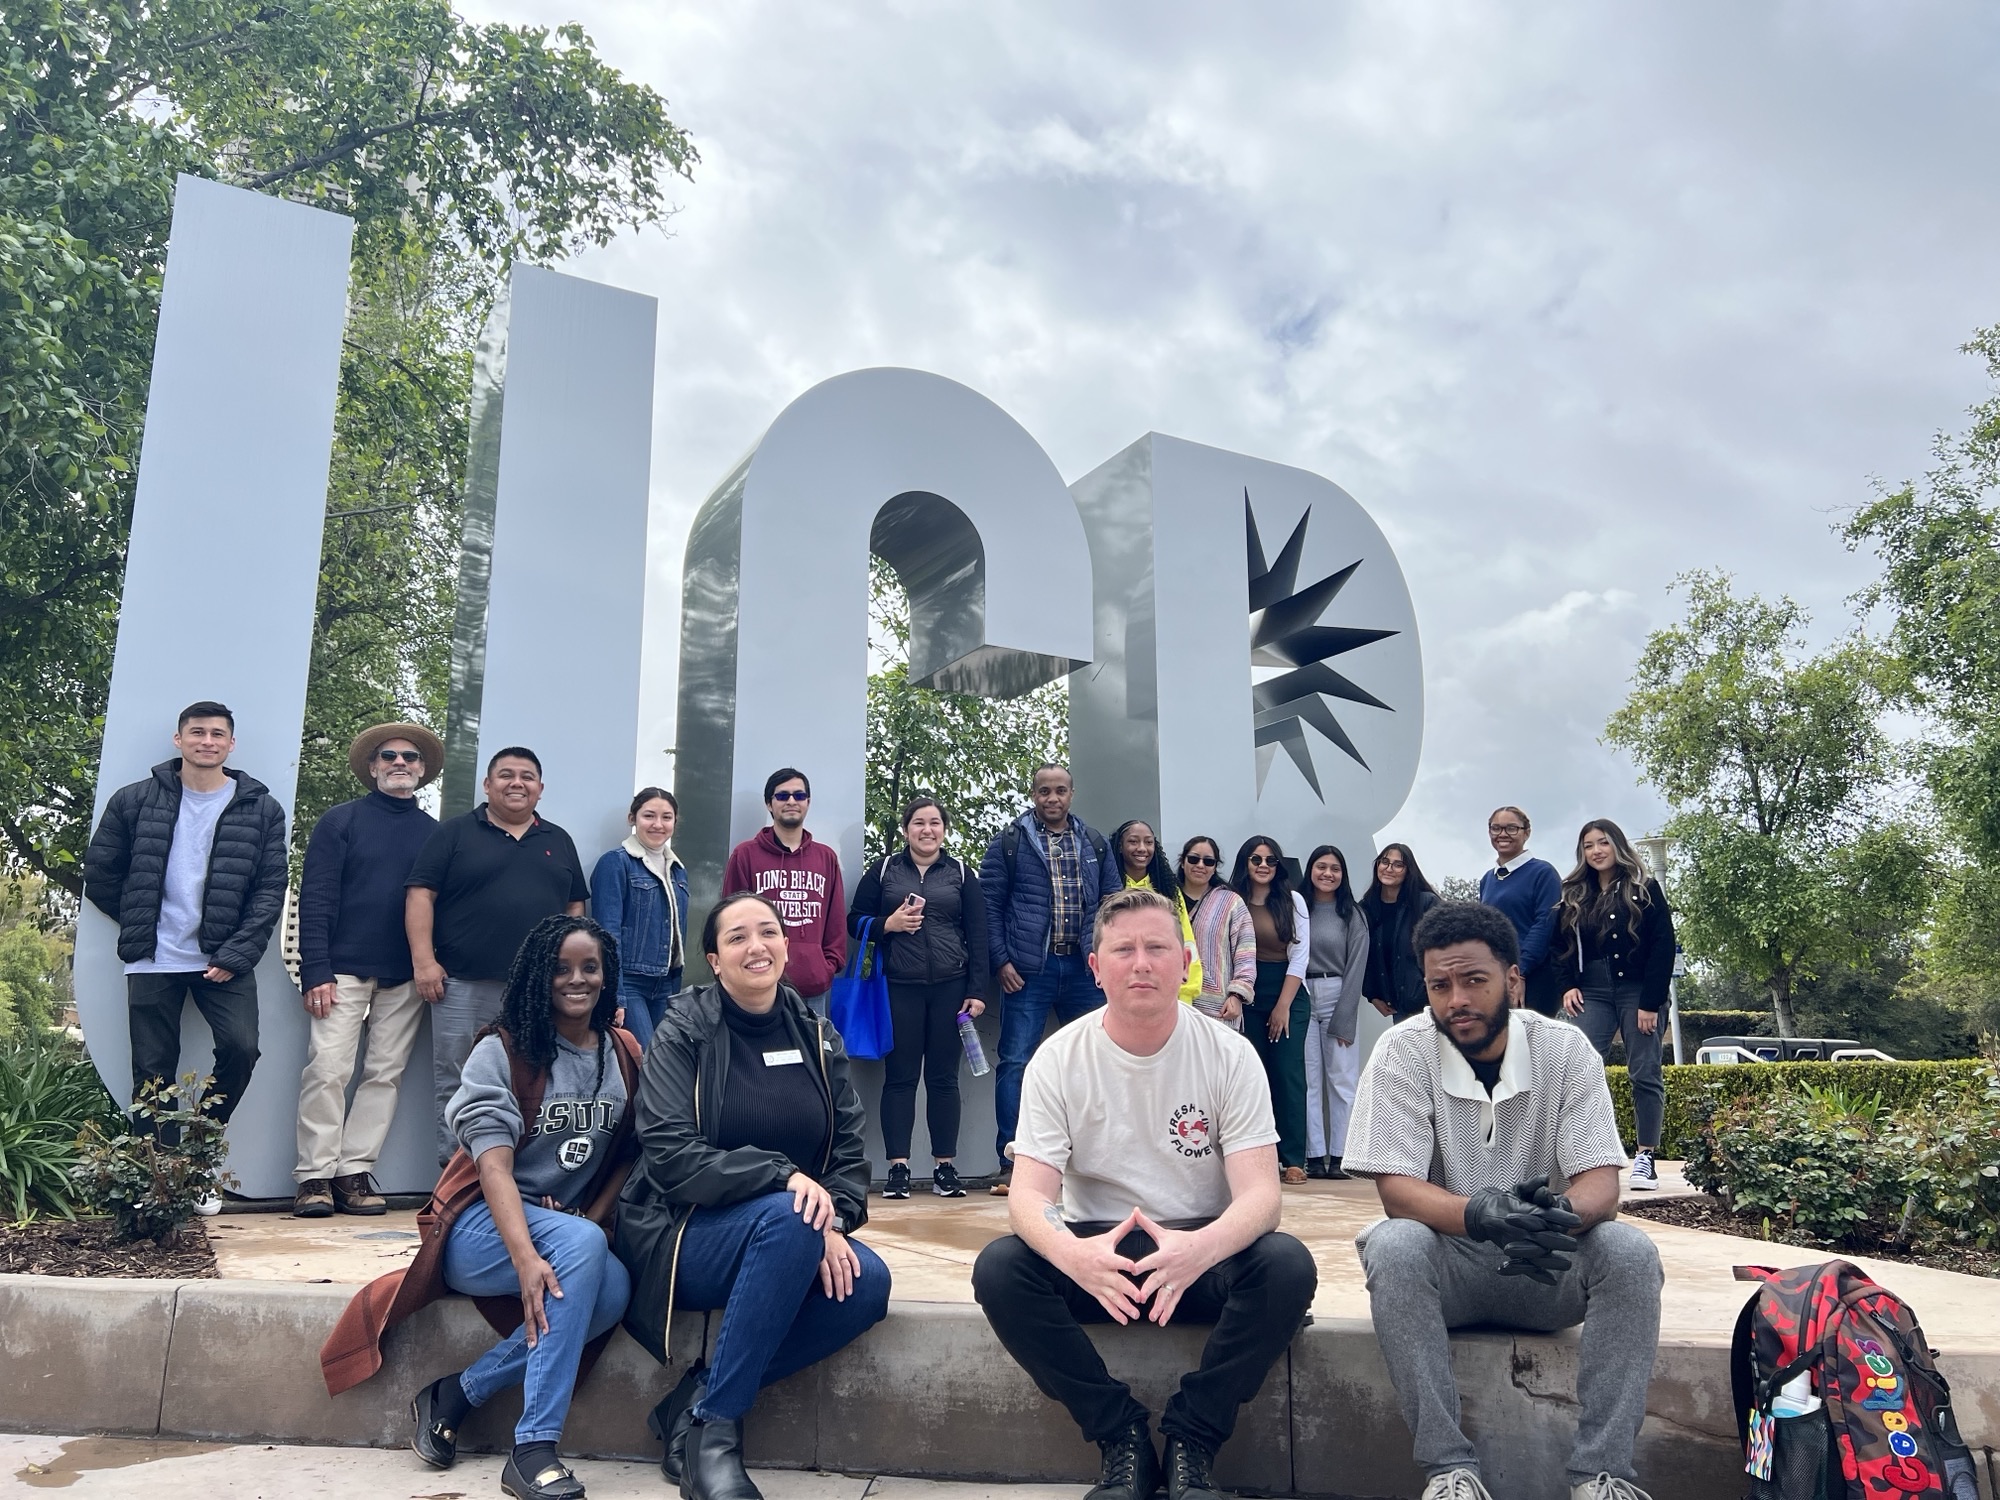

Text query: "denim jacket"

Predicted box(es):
[589, 845, 688, 983]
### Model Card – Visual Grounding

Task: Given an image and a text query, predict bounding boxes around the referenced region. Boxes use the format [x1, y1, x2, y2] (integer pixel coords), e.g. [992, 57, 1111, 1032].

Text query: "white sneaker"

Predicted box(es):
[1571, 1474, 1654, 1500]
[1421, 1470, 1494, 1500]
[1628, 1151, 1659, 1191]
[193, 1192, 223, 1217]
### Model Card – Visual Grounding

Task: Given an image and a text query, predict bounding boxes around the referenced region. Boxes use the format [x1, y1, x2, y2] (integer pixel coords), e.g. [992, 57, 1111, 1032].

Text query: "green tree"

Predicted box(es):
[2, 0, 696, 894]
[1605, 572, 1932, 1037]
[864, 560, 1068, 864]
[0, 919, 67, 1035]
[1845, 326, 2000, 1026]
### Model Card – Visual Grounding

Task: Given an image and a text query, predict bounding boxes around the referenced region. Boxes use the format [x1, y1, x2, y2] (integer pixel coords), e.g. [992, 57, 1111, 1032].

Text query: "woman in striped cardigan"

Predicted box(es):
[1177, 835, 1256, 1028]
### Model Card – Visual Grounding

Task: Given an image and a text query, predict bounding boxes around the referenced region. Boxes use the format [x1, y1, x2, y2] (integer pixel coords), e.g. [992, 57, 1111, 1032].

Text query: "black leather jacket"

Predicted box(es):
[614, 980, 871, 1365]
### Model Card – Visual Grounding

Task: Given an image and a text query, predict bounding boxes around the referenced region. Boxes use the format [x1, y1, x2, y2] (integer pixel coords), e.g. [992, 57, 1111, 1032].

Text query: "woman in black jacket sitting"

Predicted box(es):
[848, 795, 990, 1200]
[616, 893, 887, 1500]
[1358, 842, 1439, 1023]
[1553, 818, 1677, 1192]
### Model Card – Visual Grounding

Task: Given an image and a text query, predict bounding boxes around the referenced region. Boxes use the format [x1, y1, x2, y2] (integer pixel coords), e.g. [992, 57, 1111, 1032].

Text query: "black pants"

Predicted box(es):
[972, 1227, 1317, 1455]
[1521, 963, 1565, 1017]
[881, 976, 965, 1159]
[127, 970, 261, 1125]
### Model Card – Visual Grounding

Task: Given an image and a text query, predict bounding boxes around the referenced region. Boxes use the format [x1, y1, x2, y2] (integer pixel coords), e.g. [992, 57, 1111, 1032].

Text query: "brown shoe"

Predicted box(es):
[331, 1172, 387, 1215]
[293, 1179, 335, 1217]
[1280, 1166, 1309, 1185]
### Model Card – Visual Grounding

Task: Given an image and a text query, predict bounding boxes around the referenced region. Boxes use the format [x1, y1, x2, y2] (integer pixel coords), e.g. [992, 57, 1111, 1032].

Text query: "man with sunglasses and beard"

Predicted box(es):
[1342, 903, 1663, 1500]
[723, 767, 846, 1016]
[290, 724, 442, 1218]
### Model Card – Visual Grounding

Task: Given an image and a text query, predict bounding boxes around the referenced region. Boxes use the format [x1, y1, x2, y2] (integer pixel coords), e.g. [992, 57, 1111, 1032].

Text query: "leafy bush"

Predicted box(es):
[1604, 1058, 1988, 1157]
[1680, 1057, 2000, 1252]
[72, 1075, 234, 1245]
[0, 1030, 121, 1222]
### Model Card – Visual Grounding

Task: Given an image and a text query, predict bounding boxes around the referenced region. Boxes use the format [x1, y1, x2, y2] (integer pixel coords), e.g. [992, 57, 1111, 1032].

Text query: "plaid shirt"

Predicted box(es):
[1042, 822, 1084, 952]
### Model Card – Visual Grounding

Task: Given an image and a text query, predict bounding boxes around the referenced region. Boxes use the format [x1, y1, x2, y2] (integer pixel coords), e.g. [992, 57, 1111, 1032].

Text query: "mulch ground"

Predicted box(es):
[1623, 1194, 2000, 1279]
[0, 1215, 218, 1278]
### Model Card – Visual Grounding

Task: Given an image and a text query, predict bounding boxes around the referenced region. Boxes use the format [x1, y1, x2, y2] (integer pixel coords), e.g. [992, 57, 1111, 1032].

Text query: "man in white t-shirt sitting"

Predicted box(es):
[1343, 901, 1663, 1500]
[972, 887, 1317, 1500]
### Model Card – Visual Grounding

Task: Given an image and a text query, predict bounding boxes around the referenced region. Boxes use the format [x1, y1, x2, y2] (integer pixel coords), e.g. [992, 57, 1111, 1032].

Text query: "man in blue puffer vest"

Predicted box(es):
[979, 762, 1114, 1193]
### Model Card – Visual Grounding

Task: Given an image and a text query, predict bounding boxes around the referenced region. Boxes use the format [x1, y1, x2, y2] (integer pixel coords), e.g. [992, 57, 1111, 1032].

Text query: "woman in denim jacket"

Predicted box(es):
[589, 788, 688, 1048]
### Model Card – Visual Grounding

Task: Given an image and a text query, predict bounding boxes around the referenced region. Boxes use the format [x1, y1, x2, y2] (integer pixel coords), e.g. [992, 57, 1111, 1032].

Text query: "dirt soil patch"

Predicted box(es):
[1623, 1194, 2000, 1279]
[0, 1215, 217, 1278]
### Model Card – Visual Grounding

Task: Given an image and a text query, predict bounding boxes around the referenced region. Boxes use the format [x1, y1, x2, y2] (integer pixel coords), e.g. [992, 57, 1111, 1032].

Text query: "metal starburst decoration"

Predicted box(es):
[1247, 489, 1400, 797]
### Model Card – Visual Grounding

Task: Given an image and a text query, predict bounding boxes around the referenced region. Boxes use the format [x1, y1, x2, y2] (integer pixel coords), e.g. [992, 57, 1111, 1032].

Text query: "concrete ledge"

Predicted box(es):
[2, 1275, 1995, 1499]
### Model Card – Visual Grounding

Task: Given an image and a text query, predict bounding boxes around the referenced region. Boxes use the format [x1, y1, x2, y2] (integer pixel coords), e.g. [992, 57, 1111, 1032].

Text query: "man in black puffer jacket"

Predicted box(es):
[84, 701, 289, 1136]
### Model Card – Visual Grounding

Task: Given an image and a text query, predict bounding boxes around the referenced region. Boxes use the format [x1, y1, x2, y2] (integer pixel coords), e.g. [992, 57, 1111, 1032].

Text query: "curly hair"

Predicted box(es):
[493, 914, 622, 1075]
[1556, 818, 1655, 945]
[1110, 819, 1179, 901]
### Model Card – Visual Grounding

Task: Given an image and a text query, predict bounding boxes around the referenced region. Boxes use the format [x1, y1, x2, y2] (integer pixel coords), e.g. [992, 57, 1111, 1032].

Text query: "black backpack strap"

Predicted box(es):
[1003, 823, 1020, 864]
[1731, 1288, 1762, 1456]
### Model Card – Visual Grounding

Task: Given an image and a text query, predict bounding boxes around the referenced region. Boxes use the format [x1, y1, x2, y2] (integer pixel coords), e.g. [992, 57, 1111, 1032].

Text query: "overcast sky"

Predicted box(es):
[460, 0, 2000, 881]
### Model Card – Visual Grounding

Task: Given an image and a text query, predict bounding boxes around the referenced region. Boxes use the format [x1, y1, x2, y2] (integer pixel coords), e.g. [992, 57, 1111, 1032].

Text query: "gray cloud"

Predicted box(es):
[459, 0, 2000, 877]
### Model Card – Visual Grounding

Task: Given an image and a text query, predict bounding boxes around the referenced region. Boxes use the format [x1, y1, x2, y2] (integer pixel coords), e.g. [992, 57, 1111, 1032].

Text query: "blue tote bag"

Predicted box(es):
[829, 916, 893, 1060]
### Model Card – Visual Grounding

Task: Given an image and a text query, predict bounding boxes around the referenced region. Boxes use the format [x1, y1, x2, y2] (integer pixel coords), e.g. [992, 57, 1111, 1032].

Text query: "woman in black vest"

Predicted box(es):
[1359, 842, 1439, 1023]
[1554, 818, 1676, 1192]
[848, 796, 991, 1200]
[616, 893, 886, 1500]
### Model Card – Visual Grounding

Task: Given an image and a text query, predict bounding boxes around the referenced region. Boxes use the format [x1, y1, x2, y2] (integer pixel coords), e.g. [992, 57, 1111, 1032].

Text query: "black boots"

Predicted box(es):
[1163, 1434, 1225, 1500]
[1087, 1420, 1163, 1500]
[682, 1415, 763, 1500]
[646, 1370, 707, 1484]
[1305, 1155, 1350, 1180]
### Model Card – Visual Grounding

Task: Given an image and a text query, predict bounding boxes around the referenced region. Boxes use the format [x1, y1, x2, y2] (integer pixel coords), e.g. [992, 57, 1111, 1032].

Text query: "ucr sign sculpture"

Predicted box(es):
[75, 176, 1423, 1198]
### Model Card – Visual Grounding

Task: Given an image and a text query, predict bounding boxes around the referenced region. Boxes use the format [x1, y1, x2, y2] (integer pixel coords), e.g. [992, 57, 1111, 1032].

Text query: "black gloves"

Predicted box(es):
[1463, 1176, 1581, 1285]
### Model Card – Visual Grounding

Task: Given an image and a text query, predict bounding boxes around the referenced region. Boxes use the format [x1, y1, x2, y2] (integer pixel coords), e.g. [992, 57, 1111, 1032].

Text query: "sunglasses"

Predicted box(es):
[377, 749, 423, 764]
[1183, 853, 1218, 867]
[1247, 853, 1278, 867]
[770, 789, 809, 802]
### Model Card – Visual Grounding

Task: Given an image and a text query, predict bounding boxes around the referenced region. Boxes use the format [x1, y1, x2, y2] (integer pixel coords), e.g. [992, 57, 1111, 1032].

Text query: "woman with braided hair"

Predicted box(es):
[404, 913, 643, 1500]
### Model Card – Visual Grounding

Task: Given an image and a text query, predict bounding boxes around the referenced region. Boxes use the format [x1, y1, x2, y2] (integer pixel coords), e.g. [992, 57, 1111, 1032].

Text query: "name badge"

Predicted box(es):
[763, 1048, 804, 1067]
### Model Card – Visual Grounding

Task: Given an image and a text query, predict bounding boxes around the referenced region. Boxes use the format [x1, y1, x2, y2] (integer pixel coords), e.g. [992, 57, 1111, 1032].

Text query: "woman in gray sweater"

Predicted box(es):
[1301, 845, 1370, 1181]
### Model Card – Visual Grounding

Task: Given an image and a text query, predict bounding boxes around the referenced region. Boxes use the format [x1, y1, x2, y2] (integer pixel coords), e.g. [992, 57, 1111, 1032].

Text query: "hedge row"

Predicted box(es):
[1603, 1059, 1991, 1157]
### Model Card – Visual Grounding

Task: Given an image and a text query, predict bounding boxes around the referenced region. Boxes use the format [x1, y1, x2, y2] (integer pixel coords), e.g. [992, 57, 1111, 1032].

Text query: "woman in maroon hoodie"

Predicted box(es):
[721, 768, 847, 1012]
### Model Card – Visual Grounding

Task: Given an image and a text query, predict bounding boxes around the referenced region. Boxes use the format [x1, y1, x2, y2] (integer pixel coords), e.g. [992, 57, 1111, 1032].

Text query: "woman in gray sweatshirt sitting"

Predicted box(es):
[1300, 844, 1370, 1181]
[408, 914, 640, 1500]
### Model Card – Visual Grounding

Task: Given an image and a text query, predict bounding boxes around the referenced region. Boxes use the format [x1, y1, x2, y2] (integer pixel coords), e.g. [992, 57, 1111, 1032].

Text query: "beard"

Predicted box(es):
[1431, 1003, 1508, 1059]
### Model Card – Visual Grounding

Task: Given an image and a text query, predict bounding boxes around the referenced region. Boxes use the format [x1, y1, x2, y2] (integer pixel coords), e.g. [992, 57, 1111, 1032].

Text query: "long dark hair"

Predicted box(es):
[1558, 818, 1655, 939]
[1229, 835, 1296, 945]
[1360, 842, 1437, 912]
[496, 914, 621, 1074]
[1178, 835, 1224, 903]
[1111, 819, 1179, 901]
[1303, 844, 1356, 920]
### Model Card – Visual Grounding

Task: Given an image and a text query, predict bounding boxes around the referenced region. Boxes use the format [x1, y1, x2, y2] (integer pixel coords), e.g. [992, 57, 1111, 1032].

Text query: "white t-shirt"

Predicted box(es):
[1014, 1005, 1279, 1224]
[127, 780, 235, 974]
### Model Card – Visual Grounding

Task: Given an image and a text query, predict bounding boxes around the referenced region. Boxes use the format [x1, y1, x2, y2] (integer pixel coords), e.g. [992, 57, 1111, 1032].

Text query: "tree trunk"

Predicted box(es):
[1767, 969, 1798, 1039]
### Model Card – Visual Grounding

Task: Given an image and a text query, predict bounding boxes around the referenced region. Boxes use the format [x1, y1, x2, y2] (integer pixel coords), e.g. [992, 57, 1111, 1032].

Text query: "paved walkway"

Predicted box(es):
[3, 1434, 1074, 1498]
[206, 1167, 2000, 1351]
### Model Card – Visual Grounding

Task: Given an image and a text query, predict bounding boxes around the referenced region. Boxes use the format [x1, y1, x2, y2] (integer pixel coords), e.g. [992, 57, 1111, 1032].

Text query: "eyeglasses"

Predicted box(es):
[770, 789, 809, 802]
[1183, 853, 1218, 867]
[377, 749, 423, 764]
[1488, 823, 1526, 835]
[1247, 854, 1278, 867]
[1377, 859, 1407, 871]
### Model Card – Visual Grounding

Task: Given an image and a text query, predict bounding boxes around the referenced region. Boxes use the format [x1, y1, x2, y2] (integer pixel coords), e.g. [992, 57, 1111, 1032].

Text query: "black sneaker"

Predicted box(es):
[933, 1162, 966, 1197]
[883, 1162, 911, 1199]
[1628, 1150, 1659, 1192]
[1088, 1420, 1161, 1500]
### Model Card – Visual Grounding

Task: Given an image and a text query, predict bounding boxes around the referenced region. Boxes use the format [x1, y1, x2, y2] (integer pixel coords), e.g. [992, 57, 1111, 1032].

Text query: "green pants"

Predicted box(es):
[1245, 959, 1310, 1169]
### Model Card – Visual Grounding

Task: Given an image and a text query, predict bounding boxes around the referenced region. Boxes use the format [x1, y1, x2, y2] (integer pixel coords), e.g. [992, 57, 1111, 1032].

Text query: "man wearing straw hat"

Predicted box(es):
[290, 723, 442, 1217]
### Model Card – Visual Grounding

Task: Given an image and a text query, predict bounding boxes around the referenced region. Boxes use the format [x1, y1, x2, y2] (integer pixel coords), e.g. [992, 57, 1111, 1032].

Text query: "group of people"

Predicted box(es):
[84, 705, 1670, 1500]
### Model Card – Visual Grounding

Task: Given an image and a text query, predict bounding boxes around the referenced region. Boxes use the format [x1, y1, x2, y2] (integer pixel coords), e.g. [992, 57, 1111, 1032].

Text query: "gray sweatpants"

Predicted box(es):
[1357, 1215, 1662, 1486]
[432, 977, 506, 1166]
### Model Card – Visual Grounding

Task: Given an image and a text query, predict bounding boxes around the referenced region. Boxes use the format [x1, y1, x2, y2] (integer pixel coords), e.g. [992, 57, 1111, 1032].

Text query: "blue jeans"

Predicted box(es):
[994, 950, 1101, 1156]
[617, 971, 679, 1049]
[443, 1200, 632, 1445]
[673, 1191, 890, 1420]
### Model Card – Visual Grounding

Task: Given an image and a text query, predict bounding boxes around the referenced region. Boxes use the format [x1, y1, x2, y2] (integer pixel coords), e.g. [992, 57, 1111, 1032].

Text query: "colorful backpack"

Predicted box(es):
[1730, 1261, 1978, 1500]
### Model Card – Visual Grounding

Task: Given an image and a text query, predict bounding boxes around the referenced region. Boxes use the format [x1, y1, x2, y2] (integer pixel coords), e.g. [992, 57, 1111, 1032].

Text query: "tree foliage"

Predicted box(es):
[1, 0, 696, 896]
[1605, 571, 1932, 1036]
[864, 559, 1068, 864]
[1845, 326, 2000, 1025]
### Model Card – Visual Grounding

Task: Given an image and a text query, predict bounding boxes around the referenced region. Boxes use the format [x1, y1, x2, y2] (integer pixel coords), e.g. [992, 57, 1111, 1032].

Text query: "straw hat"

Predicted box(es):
[348, 722, 445, 790]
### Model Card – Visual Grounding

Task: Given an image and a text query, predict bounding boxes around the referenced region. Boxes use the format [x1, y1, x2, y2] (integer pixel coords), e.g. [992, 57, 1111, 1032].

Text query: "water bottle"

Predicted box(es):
[958, 1014, 991, 1076]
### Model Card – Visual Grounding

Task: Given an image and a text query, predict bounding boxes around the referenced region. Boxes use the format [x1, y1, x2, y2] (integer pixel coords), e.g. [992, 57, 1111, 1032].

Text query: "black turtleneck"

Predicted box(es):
[714, 992, 829, 1176]
[297, 787, 439, 990]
